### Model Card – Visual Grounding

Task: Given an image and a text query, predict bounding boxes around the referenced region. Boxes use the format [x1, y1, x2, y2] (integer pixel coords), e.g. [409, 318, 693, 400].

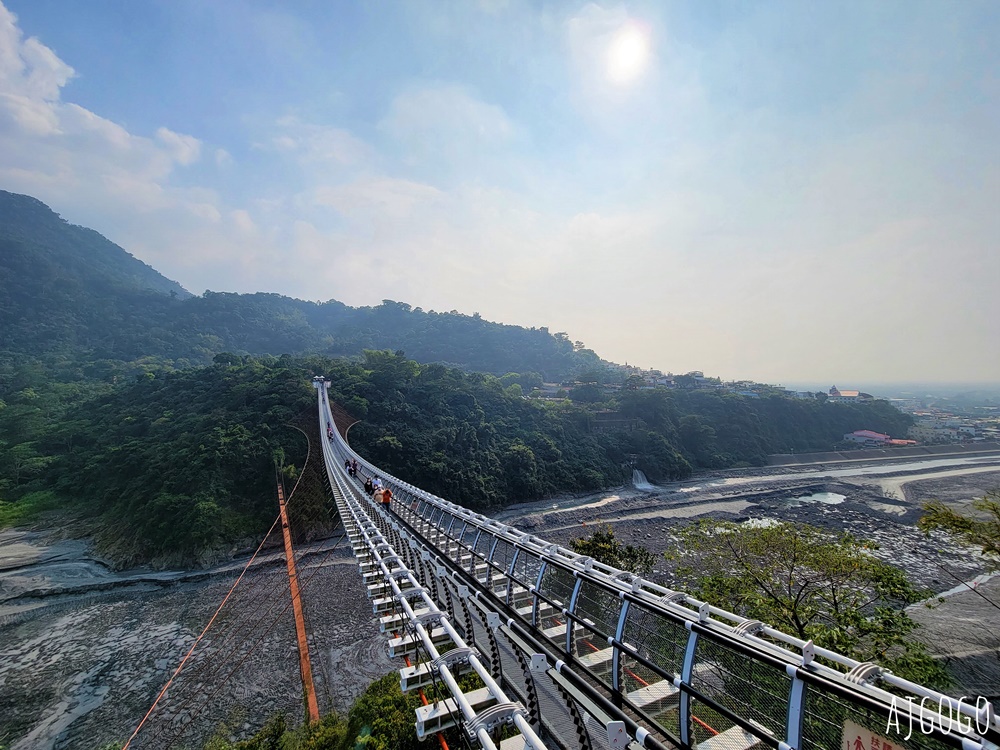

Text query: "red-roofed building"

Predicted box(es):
[844, 430, 890, 446]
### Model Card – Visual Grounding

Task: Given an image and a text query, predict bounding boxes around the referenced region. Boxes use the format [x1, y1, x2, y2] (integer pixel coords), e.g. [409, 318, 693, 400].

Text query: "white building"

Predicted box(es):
[829, 386, 874, 403]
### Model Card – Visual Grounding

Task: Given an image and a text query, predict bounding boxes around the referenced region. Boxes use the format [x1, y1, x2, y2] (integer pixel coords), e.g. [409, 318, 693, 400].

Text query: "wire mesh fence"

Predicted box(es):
[317, 383, 1000, 750]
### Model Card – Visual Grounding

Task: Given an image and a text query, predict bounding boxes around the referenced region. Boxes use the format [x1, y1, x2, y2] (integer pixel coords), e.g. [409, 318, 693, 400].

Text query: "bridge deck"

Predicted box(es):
[314, 377, 1000, 750]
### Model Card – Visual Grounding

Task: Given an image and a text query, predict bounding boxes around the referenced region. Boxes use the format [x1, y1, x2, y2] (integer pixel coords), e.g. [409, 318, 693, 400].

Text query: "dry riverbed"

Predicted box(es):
[0, 531, 392, 750]
[3, 453, 999, 748]
[499, 454, 1000, 705]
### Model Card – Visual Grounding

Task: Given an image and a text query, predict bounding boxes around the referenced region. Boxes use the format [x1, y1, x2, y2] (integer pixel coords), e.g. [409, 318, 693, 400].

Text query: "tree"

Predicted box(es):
[4, 442, 52, 487]
[674, 373, 699, 389]
[342, 673, 424, 750]
[667, 520, 949, 688]
[568, 382, 606, 403]
[623, 374, 645, 391]
[918, 489, 1000, 567]
[570, 525, 656, 574]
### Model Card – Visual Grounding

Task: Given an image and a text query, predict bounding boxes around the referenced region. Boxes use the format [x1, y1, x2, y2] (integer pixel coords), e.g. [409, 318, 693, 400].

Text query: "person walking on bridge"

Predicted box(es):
[381, 487, 393, 509]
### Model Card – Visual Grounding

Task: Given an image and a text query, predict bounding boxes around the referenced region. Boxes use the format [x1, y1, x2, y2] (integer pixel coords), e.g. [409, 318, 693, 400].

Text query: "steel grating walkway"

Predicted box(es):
[313, 378, 1000, 750]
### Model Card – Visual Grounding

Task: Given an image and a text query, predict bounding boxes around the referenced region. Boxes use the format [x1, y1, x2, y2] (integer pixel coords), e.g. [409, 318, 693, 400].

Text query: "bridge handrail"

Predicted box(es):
[315, 378, 1000, 746]
[317, 387, 548, 750]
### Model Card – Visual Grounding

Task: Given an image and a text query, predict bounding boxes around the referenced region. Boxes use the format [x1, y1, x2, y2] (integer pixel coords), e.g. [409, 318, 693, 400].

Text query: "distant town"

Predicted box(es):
[529, 366, 1000, 448]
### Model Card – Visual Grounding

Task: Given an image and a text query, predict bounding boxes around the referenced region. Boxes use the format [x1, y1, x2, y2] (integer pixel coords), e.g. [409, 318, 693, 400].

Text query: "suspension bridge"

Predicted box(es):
[121, 378, 1000, 750]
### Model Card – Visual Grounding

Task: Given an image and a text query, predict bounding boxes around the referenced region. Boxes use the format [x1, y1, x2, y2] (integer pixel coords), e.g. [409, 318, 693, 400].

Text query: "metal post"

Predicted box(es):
[612, 599, 631, 693]
[566, 576, 584, 655]
[506, 548, 521, 606]
[533, 561, 547, 628]
[679, 625, 698, 747]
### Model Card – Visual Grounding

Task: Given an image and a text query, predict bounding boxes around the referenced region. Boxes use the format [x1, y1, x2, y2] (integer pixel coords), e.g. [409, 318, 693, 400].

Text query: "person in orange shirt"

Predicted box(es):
[381, 487, 393, 508]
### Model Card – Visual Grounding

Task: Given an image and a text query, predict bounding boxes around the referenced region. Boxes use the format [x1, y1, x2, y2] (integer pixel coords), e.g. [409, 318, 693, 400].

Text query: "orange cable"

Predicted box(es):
[282, 422, 313, 506]
[144, 544, 290, 722]
[692, 714, 720, 736]
[133, 420, 341, 748]
[145, 422, 318, 730]
[122, 514, 282, 750]
[154, 531, 347, 748]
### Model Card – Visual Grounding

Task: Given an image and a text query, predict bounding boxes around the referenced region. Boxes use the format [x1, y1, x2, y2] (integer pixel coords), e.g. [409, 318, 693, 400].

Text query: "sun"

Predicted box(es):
[606, 23, 650, 85]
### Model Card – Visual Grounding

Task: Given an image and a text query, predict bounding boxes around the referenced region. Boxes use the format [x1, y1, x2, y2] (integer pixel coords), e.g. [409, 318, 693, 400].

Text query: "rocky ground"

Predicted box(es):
[0, 534, 393, 750]
[499, 455, 1000, 708]
[500, 457, 1000, 588]
[2, 453, 998, 750]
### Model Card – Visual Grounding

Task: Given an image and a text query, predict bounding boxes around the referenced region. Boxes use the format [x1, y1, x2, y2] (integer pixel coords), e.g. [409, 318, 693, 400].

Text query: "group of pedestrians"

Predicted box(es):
[328, 419, 392, 509]
[363, 474, 392, 507]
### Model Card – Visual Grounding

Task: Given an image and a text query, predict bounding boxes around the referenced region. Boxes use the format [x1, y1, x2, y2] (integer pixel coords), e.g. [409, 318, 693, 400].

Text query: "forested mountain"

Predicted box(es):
[1, 352, 912, 566]
[0, 190, 190, 299]
[0, 190, 190, 359]
[0, 191, 604, 381]
[0, 191, 915, 566]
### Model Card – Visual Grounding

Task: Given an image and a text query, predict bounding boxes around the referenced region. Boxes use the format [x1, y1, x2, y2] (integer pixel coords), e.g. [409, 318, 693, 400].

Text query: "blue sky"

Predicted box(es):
[1, 1, 997, 384]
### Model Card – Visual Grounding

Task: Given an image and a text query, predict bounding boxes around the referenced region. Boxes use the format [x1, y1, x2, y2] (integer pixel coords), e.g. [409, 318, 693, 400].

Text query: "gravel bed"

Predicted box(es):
[0, 540, 393, 750]
[3, 460, 998, 748]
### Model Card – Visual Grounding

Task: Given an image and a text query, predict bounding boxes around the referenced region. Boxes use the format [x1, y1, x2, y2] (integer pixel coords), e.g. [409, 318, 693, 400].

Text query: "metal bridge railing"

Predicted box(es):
[317, 387, 549, 750]
[314, 377, 1000, 750]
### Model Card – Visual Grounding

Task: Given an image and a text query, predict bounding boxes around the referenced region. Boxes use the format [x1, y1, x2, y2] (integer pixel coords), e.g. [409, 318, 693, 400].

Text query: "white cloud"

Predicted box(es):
[271, 115, 372, 166]
[379, 84, 514, 168]
[156, 127, 202, 166]
[311, 176, 441, 221]
[0, 91, 59, 134]
[0, 5, 75, 101]
[19, 36, 74, 100]
[0, 1, 222, 276]
[382, 84, 513, 141]
[229, 208, 256, 234]
[0, 0, 994, 384]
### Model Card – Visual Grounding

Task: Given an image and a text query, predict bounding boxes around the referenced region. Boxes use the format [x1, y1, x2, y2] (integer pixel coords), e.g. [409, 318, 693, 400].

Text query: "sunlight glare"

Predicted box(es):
[606, 23, 650, 85]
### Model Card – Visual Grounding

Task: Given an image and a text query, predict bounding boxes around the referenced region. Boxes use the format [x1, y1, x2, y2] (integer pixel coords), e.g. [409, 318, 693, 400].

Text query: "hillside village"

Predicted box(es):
[530, 369, 1000, 448]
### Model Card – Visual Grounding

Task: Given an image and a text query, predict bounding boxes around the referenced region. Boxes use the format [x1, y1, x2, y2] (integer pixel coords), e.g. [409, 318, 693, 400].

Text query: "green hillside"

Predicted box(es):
[0, 190, 190, 299]
[0, 191, 605, 381]
[0, 191, 914, 566]
[2, 352, 912, 566]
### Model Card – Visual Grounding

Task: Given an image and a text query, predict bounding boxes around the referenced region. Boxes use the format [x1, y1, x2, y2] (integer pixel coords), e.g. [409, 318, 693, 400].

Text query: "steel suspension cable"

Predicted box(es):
[121, 514, 282, 750]
[153, 528, 349, 749]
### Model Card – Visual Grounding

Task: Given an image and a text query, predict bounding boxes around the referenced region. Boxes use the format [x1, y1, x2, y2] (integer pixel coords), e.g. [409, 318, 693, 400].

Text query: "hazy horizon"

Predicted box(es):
[784, 382, 1000, 396]
[1, 0, 997, 384]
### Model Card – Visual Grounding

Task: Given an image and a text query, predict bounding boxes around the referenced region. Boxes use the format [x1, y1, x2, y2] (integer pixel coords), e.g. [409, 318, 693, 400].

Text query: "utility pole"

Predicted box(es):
[277, 479, 320, 724]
